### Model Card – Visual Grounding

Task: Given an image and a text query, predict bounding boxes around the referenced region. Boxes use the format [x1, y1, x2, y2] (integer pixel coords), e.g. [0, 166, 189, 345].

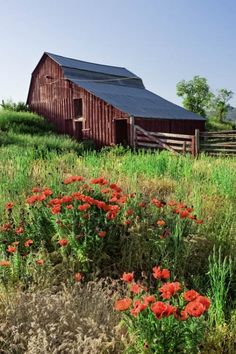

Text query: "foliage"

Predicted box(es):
[176, 76, 212, 117]
[210, 89, 234, 123]
[115, 268, 210, 353]
[1, 99, 29, 112]
[206, 116, 235, 131]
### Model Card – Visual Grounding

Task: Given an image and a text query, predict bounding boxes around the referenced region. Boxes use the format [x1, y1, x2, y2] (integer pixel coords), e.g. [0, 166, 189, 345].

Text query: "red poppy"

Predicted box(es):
[0, 223, 11, 232]
[150, 301, 167, 319]
[98, 231, 106, 238]
[7, 245, 16, 253]
[196, 295, 211, 311]
[126, 209, 134, 216]
[78, 203, 90, 211]
[130, 299, 147, 317]
[175, 310, 188, 321]
[51, 205, 61, 214]
[152, 266, 170, 280]
[32, 187, 41, 193]
[156, 220, 166, 227]
[180, 209, 189, 218]
[16, 227, 24, 235]
[167, 200, 176, 207]
[114, 298, 132, 311]
[159, 282, 181, 299]
[43, 188, 53, 196]
[12, 241, 19, 246]
[138, 202, 146, 208]
[0, 260, 10, 267]
[58, 239, 69, 246]
[195, 219, 204, 224]
[143, 295, 156, 305]
[36, 259, 44, 266]
[183, 290, 200, 302]
[185, 301, 205, 317]
[130, 283, 143, 294]
[24, 239, 33, 247]
[5, 202, 14, 210]
[120, 272, 134, 283]
[66, 204, 73, 210]
[74, 272, 82, 282]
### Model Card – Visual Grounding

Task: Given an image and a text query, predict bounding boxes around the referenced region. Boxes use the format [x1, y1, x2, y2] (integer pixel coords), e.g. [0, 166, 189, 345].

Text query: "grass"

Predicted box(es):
[0, 110, 236, 352]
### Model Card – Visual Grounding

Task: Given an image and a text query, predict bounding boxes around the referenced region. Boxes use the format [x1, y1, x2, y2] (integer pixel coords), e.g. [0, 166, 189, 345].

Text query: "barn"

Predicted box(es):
[27, 52, 205, 147]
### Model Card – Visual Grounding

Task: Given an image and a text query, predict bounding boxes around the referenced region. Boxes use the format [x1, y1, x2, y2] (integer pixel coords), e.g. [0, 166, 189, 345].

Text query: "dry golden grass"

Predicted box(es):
[0, 280, 125, 354]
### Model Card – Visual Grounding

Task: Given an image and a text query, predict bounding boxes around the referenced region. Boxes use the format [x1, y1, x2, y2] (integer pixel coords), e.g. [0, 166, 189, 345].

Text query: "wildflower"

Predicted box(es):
[32, 187, 41, 193]
[138, 202, 146, 208]
[130, 283, 143, 294]
[124, 220, 132, 225]
[101, 188, 110, 194]
[159, 282, 181, 299]
[196, 295, 211, 311]
[156, 220, 166, 227]
[195, 219, 204, 224]
[130, 299, 147, 317]
[120, 272, 134, 283]
[63, 176, 84, 184]
[36, 259, 44, 266]
[183, 290, 200, 302]
[180, 209, 189, 218]
[167, 200, 176, 207]
[185, 301, 205, 317]
[150, 301, 167, 319]
[66, 204, 73, 210]
[78, 203, 90, 212]
[0, 260, 10, 267]
[163, 304, 177, 317]
[0, 223, 11, 232]
[143, 295, 156, 305]
[24, 239, 33, 247]
[15, 227, 24, 235]
[7, 245, 16, 253]
[12, 241, 19, 246]
[152, 266, 170, 280]
[43, 188, 53, 196]
[114, 298, 132, 311]
[152, 198, 163, 208]
[58, 239, 69, 246]
[98, 231, 106, 238]
[74, 272, 82, 282]
[51, 205, 61, 214]
[5, 202, 14, 210]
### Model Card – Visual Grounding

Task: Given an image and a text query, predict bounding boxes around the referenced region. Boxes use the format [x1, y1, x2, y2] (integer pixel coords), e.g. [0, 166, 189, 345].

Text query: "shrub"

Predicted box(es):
[1, 99, 29, 112]
[115, 267, 211, 353]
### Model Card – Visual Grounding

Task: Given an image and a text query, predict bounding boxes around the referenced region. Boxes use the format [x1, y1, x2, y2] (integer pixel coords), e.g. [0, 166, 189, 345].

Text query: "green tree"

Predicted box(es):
[176, 76, 212, 117]
[211, 89, 233, 122]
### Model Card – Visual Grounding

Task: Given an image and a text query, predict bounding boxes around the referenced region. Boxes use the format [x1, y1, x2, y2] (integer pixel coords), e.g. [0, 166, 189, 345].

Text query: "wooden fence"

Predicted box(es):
[134, 125, 236, 156]
[134, 125, 196, 155]
[199, 130, 236, 155]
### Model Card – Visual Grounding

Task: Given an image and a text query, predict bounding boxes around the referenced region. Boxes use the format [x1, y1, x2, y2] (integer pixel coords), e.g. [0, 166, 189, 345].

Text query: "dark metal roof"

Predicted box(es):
[47, 52, 205, 121]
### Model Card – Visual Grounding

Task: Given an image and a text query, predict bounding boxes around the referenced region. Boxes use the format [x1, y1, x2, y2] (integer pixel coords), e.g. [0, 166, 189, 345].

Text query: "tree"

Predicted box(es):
[211, 89, 233, 122]
[176, 76, 212, 117]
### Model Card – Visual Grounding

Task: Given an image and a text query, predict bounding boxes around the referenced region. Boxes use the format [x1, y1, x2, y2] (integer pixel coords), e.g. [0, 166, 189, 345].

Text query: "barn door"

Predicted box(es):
[65, 119, 74, 136]
[115, 119, 128, 145]
[74, 121, 83, 140]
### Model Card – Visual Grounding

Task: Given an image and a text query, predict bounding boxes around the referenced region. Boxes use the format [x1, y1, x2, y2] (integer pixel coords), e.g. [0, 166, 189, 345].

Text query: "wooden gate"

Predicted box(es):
[134, 125, 196, 156]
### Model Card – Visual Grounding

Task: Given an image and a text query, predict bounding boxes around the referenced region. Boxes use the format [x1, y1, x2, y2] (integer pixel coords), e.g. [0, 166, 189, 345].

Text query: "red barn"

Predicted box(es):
[27, 52, 205, 146]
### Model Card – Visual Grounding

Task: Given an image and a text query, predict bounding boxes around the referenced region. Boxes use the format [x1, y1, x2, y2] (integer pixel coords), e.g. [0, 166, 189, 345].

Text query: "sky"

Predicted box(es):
[0, 0, 236, 107]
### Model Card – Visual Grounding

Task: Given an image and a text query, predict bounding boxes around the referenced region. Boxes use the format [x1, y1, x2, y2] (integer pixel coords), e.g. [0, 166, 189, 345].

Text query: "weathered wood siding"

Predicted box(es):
[134, 117, 205, 135]
[28, 54, 130, 145]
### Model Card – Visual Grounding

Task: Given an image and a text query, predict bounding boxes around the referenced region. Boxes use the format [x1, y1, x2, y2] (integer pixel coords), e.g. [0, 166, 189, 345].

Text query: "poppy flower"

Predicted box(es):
[159, 282, 181, 299]
[32, 187, 41, 193]
[12, 241, 20, 246]
[183, 290, 200, 302]
[98, 231, 106, 238]
[126, 209, 134, 216]
[16, 227, 24, 235]
[138, 202, 146, 208]
[174, 310, 188, 321]
[51, 205, 61, 214]
[78, 203, 90, 212]
[143, 295, 156, 305]
[0, 223, 11, 232]
[0, 260, 10, 267]
[196, 295, 211, 311]
[180, 210, 189, 218]
[167, 200, 176, 207]
[5, 202, 14, 210]
[24, 239, 33, 247]
[114, 298, 132, 311]
[43, 188, 53, 196]
[130, 299, 147, 317]
[185, 301, 205, 317]
[150, 301, 167, 319]
[130, 283, 143, 294]
[58, 239, 69, 246]
[156, 220, 166, 227]
[120, 272, 134, 283]
[36, 259, 44, 266]
[74, 272, 82, 282]
[195, 219, 204, 224]
[7, 245, 16, 253]
[152, 266, 170, 280]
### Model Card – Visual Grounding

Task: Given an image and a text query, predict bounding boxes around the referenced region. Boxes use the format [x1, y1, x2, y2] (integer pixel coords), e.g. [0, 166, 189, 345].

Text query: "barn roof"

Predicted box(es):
[46, 52, 205, 121]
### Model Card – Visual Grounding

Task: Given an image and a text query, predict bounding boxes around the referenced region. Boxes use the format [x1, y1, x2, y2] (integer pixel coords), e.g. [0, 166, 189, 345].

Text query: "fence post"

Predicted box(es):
[195, 129, 200, 156]
[130, 116, 136, 149]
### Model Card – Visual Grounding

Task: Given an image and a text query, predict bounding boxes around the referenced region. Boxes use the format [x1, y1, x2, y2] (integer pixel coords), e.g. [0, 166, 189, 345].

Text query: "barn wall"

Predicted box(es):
[28, 55, 130, 145]
[134, 117, 205, 135]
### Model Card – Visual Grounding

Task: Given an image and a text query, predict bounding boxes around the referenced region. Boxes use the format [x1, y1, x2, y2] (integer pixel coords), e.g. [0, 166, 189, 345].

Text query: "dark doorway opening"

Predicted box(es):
[115, 119, 128, 145]
[74, 121, 83, 140]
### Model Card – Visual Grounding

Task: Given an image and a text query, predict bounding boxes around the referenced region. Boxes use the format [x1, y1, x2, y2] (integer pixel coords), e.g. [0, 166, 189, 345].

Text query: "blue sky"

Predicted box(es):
[0, 0, 235, 106]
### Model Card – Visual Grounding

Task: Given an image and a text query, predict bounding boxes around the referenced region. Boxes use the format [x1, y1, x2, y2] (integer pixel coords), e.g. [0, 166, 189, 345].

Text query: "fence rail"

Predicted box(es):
[134, 125, 236, 156]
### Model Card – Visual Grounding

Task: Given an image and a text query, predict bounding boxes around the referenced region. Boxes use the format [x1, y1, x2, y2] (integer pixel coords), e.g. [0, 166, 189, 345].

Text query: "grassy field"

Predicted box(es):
[0, 110, 236, 353]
